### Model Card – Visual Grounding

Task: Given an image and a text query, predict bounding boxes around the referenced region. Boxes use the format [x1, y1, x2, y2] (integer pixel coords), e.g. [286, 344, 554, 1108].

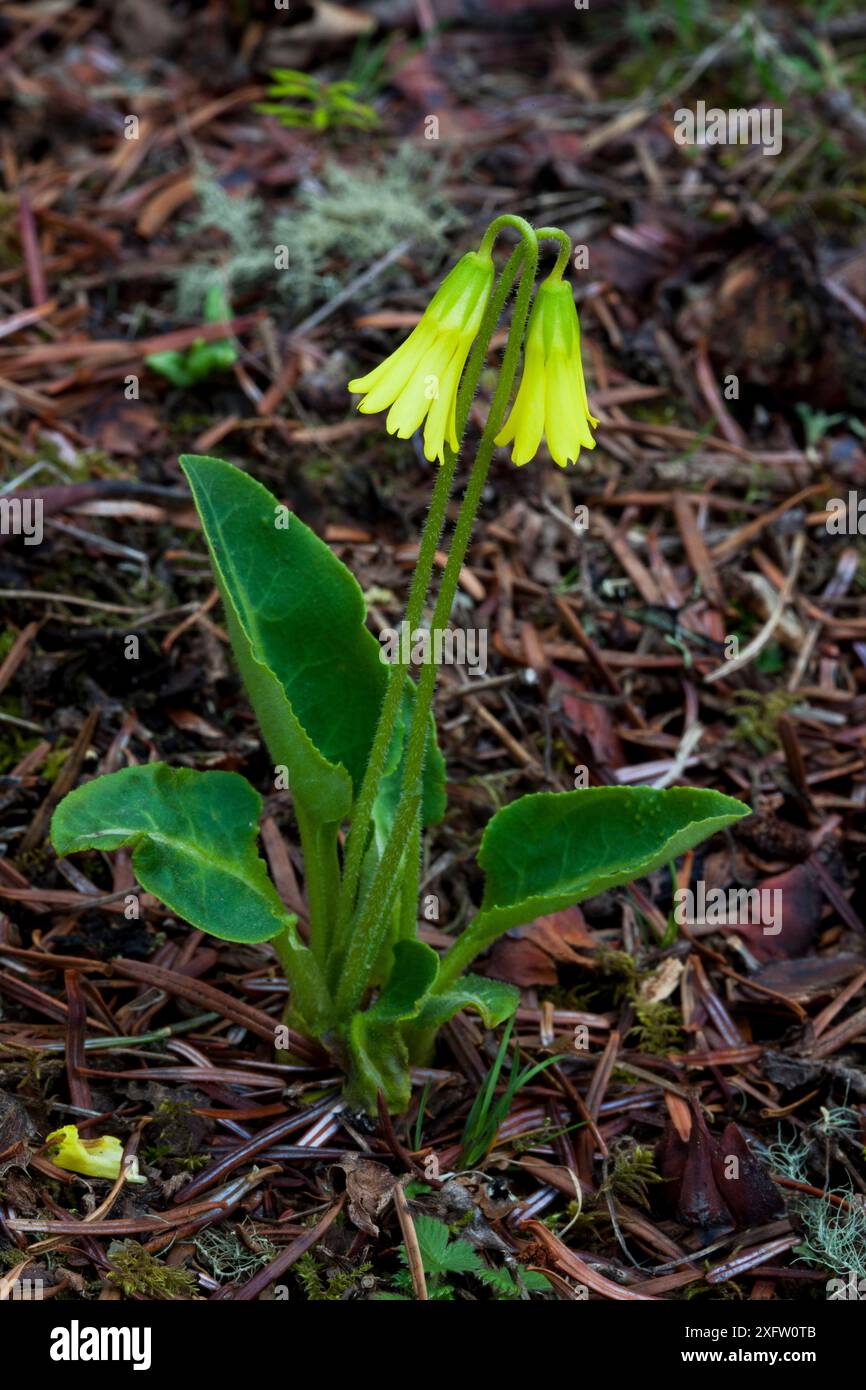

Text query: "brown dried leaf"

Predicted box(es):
[0, 1091, 35, 1179]
[330, 1154, 397, 1237]
[710, 1122, 786, 1227]
[675, 1110, 733, 1233]
[721, 862, 823, 962]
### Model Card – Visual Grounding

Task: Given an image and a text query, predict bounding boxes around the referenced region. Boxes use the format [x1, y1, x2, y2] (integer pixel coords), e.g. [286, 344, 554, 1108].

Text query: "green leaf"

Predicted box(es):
[371, 699, 443, 857]
[50, 764, 295, 946]
[184, 337, 238, 380]
[146, 340, 236, 387]
[202, 285, 232, 324]
[435, 1236, 481, 1276]
[409, 973, 519, 1033]
[404, 973, 519, 1065]
[440, 786, 749, 985]
[145, 349, 196, 387]
[146, 290, 237, 387]
[475, 1265, 551, 1297]
[51, 764, 330, 1028]
[408, 1215, 482, 1277]
[180, 455, 445, 832]
[406, 1213, 448, 1273]
[362, 939, 439, 1025]
[344, 940, 439, 1112]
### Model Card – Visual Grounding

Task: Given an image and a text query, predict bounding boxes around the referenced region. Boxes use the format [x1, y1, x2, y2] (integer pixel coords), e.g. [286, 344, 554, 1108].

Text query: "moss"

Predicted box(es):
[40, 744, 70, 785]
[106, 1241, 198, 1298]
[294, 1251, 374, 1301]
[0, 728, 34, 777]
[15, 844, 52, 878]
[0, 1245, 32, 1267]
[629, 1000, 685, 1053]
[543, 1204, 607, 1236]
[730, 687, 799, 753]
[539, 979, 600, 1011]
[595, 946, 640, 996]
[144, 1095, 211, 1162]
[684, 1278, 746, 1301]
[602, 1141, 662, 1209]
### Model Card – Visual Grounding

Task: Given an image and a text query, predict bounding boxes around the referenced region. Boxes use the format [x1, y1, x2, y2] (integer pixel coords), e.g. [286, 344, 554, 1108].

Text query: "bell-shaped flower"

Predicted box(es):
[348, 250, 494, 463]
[495, 276, 597, 467]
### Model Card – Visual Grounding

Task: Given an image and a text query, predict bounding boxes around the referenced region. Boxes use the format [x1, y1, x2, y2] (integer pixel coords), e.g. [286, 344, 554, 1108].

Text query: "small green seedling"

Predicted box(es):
[459, 1016, 565, 1168]
[380, 1213, 550, 1300]
[255, 69, 378, 132]
[51, 216, 749, 1114]
[146, 285, 238, 388]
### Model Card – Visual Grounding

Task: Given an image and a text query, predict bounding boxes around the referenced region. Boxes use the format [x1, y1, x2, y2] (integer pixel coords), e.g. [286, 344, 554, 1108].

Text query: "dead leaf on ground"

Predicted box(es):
[330, 1154, 397, 1237]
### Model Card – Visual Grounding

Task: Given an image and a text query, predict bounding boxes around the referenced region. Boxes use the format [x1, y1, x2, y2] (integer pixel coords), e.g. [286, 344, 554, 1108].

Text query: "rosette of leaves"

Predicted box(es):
[51, 456, 748, 1113]
[145, 286, 238, 388]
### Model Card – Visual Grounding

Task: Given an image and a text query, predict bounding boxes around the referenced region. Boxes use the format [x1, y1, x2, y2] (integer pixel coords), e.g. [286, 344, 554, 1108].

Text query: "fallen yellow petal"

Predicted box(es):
[45, 1124, 147, 1183]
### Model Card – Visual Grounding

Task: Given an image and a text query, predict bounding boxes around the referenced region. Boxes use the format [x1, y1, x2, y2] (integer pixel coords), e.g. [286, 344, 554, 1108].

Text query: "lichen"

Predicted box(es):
[174, 150, 459, 318]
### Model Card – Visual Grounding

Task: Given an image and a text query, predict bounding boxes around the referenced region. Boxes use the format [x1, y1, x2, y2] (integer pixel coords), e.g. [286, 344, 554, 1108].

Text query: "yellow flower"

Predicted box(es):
[45, 1124, 146, 1183]
[348, 250, 494, 464]
[495, 276, 597, 467]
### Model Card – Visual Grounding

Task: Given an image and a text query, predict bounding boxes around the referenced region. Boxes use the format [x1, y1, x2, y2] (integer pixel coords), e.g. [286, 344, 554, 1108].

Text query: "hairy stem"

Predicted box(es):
[433, 914, 494, 989]
[272, 919, 332, 1035]
[329, 242, 525, 978]
[295, 803, 341, 973]
[329, 453, 455, 982]
[398, 810, 422, 941]
[535, 226, 572, 280]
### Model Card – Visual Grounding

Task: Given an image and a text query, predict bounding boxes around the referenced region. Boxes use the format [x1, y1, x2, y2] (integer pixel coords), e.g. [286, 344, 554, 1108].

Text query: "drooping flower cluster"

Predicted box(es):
[349, 230, 597, 469]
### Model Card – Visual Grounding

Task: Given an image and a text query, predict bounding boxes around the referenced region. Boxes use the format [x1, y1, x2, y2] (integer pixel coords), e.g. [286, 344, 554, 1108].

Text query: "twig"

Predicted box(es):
[704, 532, 805, 683]
[393, 1182, 428, 1301]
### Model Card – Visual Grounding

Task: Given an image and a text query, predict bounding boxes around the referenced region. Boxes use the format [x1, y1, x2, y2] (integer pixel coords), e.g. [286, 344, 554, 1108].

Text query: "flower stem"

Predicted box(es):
[334, 228, 539, 1017]
[330, 447, 456, 981]
[479, 214, 536, 260]
[330, 244, 525, 979]
[295, 803, 341, 973]
[536, 226, 572, 281]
